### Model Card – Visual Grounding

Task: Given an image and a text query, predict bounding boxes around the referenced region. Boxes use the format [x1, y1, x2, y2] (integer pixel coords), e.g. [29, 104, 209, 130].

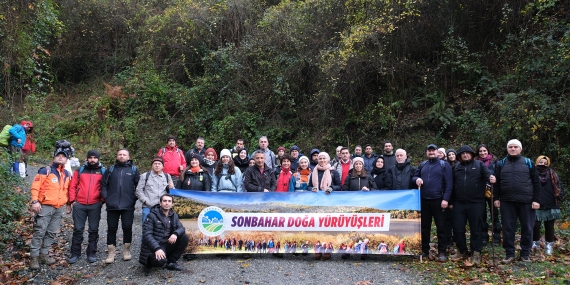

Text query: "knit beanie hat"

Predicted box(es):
[220, 149, 231, 158]
[152, 156, 164, 165]
[87, 149, 101, 159]
[277, 146, 286, 153]
[298, 156, 310, 165]
[507, 139, 522, 149]
[353, 157, 364, 165]
[290, 145, 301, 152]
[318, 152, 330, 162]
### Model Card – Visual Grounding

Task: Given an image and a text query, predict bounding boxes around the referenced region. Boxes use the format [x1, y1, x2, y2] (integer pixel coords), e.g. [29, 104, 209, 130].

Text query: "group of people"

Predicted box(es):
[24, 134, 563, 273]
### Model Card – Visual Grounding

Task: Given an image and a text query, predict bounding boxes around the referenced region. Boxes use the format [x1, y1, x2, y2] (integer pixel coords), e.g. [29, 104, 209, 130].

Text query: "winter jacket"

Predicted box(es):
[185, 148, 206, 163]
[412, 158, 453, 201]
[308, 169, 341, 191]
[383, 153, 397, 170]
[332, 159, 353, 185]
[158, 146, 186, 177]
[384, 159, 416, 190]
[139, 204, 186, 265]
[243, 164, 276, 192]
[494, 155, 541, 204]
[371, 169, 387, 190]
[273, 166, 295, 192]
[342, 172, 377, 191]
[536, 166, 564, 210]
[362, 153, 379, 173]
[136, 171, 172, 208]
[309, 149, 320, 171]
[101, 160, 140, 211]
[177, 168, 212, 191]
[8, 124, 26, 148]
[31, 163, 71, 208]
[451, 159, 490, 204]
[212, 166, 243, 192]
[233, 155, 250, 174]
[293, 168, 311, 191]
[68, 162, 105, 205]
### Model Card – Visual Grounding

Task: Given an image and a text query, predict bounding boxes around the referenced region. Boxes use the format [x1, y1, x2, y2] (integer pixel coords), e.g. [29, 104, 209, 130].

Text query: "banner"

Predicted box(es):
[171, 189, 421, 255]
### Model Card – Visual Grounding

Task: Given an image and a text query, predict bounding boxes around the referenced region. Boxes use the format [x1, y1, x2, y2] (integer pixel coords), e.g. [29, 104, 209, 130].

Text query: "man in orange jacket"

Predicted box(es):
[29, 141, 72, 270]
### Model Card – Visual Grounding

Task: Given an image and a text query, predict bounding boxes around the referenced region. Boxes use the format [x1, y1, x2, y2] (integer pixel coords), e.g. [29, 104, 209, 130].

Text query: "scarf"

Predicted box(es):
[538, 165, 561, 202]
[370, 165, 385, 176]
[297, 168, 311, 183]
[203, 158, 216, 166]
[312, 164, 333, 191]
[190, 166, 202, 173]
[276, 167, 292, 192]
[477, 154, 494, 167]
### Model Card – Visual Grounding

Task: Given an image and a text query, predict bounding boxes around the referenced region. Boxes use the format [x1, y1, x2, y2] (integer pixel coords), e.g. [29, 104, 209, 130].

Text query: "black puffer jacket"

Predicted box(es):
[494, 155, 541, 203]
[243, 164, 277, 192]
[101, 160, 140, 210]
[384, 159, 417, 190]
[177, 168, 212, 191]
[139, 204, 186, 265]
[452, 158, 490, 203]
[342, 171, 377, 191]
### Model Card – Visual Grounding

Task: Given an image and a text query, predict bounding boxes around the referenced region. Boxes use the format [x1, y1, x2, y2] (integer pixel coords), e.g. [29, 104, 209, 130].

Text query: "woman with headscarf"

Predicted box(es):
[233, 148, 250, 173]
[533, 155, 564, 255]
[201, 148, 218, 175]
[342, 157, 377, 191]
[177, 153, 212, 191]
[212, 149, 243, 192]
[370, 156, 387, 190]
[293, 156, 311, 191]
[308, 152, 341, 194]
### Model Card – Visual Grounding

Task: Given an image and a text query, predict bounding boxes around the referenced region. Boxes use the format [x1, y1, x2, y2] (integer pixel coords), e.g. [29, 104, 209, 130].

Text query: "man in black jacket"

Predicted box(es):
[101, 149, 140, 263]
[384, 149, 416, 190]
[493, 139, 541, 264]
[243, 151, 276, 192]
[139, 194, 188, 273]
[449, 145, 495, 265]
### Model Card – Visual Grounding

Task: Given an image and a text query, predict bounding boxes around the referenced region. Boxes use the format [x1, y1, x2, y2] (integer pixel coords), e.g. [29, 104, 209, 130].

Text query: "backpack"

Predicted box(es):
[108, 164, 137, 176]
[498, 157, 532, 170]
[142, 171, 171, 193]
[159, 147, 182, 158]
[77, 165, 106, 180]
[418, 159, 447, 173]
[216, 172, 238, 191]
[0, 125, 12, 147]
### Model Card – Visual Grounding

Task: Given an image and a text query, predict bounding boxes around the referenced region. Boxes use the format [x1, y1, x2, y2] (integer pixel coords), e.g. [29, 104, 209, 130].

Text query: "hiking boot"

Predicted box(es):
[450, 252, 468, 259]
[501, 256, 514, 264]
[471, 251, 481, 265]
[39, 254, 56, 265]
[123, 243, 132, 261]
[105, 245, 116, 264]
[87, 255, 97, 263]
[143, 264, 152, 275]
[68, 255, 80, 264]
[166, 262, 183, 271]
[545, 242, 554, 256]
[438, 253, 447, 262]
[519, 255, 531, 262]
[30, 256, 40, 270]
[531, 241, 540, 252]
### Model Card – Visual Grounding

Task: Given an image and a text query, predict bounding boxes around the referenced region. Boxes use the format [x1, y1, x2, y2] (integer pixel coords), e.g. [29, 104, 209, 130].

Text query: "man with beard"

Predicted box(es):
[101, 149, 140, 263]
[382, 140, 397, 170]
[68, 150, 106, 264]
[362, 144, 379, 173]
[449, 145, 495, 265]
[385, 149, 416, 190]
[309, 148, 320, 171]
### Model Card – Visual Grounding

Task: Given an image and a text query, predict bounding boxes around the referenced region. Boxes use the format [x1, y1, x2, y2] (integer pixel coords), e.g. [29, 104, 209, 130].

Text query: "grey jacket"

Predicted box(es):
[135, 171, 172, 208]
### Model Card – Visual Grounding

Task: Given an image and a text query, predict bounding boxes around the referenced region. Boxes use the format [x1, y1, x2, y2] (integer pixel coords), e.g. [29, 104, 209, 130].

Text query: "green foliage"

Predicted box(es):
[0, 150, 29, 248]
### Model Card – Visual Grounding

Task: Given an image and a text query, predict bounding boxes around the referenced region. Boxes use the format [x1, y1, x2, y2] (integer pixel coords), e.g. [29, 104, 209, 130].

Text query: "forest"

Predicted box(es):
[1, 0, 569, 170]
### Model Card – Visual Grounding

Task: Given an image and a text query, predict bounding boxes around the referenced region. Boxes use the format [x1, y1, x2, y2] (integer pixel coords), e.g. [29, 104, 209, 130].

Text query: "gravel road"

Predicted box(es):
[22, 165, 429, 285]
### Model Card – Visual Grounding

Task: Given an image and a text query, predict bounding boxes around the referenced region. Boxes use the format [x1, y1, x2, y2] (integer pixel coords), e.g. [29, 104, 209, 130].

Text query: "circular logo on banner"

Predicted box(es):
[197, 206, 225, 236]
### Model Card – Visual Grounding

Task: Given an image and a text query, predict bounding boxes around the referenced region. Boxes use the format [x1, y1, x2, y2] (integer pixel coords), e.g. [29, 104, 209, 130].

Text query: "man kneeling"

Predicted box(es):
[139, 194, 189, 273]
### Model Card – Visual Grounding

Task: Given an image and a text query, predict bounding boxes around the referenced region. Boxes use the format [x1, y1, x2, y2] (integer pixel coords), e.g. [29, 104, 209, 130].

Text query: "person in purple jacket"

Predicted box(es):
[413, 144, 453, 262]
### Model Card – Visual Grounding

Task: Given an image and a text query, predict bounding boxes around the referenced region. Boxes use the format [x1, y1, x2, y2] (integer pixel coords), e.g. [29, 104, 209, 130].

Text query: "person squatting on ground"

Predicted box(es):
[29, 141, 72, 270]
[532, 155, 564, 256]
[68, 150, 105, 264]
[449, 145, 495, 265]
[101, 149, 141, 263]
[413, 144, 453, 262]
[493, 139, 541, 264]
[139, 194, 189, 274]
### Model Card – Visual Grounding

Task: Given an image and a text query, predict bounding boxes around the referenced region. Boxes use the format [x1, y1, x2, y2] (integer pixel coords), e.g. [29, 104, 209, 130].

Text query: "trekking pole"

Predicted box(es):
[490, 184, 497, 266]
